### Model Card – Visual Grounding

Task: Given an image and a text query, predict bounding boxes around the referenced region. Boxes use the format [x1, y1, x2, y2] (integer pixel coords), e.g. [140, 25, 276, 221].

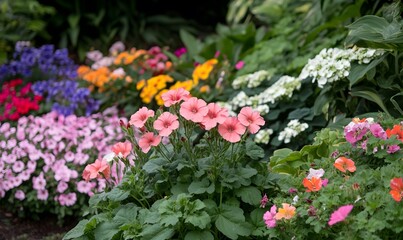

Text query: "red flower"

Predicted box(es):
[390, 177, 403, 202]
[386, 125, 403, 142]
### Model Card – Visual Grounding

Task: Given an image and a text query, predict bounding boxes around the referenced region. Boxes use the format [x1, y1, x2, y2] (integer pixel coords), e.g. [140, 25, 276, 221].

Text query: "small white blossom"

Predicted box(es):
[278, 119, 309, 144]
[232, 70, 271, 89]
[254, 128, 273, 144]
[103, 152, 116, 162]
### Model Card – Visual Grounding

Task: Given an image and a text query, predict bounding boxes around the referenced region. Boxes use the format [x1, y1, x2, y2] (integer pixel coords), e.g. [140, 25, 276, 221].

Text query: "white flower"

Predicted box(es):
[254, 128, 273, 144]
[232, 70, 270, 89]
[278, 119, 309, 143]
[307, 168, 325, 179]
[292, 195, 299, 205]
[86, 50, 103, 62]
[103, 152, 116, 162]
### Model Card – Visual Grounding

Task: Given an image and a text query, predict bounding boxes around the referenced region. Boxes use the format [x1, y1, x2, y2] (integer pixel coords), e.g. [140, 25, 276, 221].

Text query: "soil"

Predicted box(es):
[0, 208, 78, 240]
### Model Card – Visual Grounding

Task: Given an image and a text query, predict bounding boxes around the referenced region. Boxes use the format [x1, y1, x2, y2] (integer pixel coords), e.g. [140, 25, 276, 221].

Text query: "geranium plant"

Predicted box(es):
[65, 88, 274, 240]
[0, 108, 125, 222]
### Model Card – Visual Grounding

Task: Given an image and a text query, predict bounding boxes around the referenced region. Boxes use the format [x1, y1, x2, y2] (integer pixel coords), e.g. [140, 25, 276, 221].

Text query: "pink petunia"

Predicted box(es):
[328, 204, 353, 226]
[15, 190, 25, 200]
[235, 61, 245, 70]
[111, 141, 132, 158]
[138, 132, 161, 153]
[129, 107, 155, 128]
[153, 112, 179, 137]
[180, 97, 208, 123]
[82, 159, 111, 182]
[201, 103, 229, 130]
[161, 88, 190, 107]
[263, 205, 277, 228]
[387, 145, 400, 154]
[238, 107, 265, 134]
[218, 117, 246, 143]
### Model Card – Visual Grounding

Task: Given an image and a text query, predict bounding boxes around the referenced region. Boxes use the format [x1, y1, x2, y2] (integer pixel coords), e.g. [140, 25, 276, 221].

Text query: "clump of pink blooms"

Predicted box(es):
[0, 107, 125, 209]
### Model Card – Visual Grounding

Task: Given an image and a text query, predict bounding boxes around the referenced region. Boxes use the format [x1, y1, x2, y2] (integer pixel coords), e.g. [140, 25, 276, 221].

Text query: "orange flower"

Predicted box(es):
[334, 157, 356, 173]
[352, 117, 366, 123]
[303, 177, 322, 192]
[200, 85, 210, 93]
[275, 203, 296, 220]
[390, 177, 403, 202]
[77, 65, 91, 76]
[386, 125, 403, 142]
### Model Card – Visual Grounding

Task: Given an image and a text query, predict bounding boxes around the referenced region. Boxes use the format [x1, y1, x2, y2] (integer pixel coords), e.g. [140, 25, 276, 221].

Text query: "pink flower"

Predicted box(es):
[328, 204, 353, 226]
[218, 117, 246, 143]
[153, 112, 179, 136]
[139, 132, 161, 153]
[129, 107, 155, 128]
[111, 141, 132, 158]
[15, 190, 25, 200]
[387, 145, 400, 154]
[180, 97, 208, 123]
[238, 107, 265, 134]
[263, 205, 277, 228]
[201, 103, 229, 130]
[82, 159, 111, 182]
[322, 178, 329, 187]
[260, 193, 269, 208]
[162, 88, 190, 107]
[235, 61, 244, 70]
[37, 189, 49, 201]
[32, 172, 46, 190]
[370, 123, 387, 139]
[57, 181, 68, 193]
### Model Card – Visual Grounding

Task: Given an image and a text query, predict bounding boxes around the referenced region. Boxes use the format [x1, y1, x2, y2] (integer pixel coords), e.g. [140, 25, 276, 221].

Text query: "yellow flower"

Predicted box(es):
[137, 79, 146, 90]
[192, 58, 218, 85]
[155, 89, 168, 106]
[169, 80, 194, 91]
[200, 85, 210, 93]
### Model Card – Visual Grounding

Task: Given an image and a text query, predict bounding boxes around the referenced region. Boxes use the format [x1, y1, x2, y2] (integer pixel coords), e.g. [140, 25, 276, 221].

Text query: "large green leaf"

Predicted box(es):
[185, 211, 211, 229]
[93, 222, 121, 240]
[245, 139, 264, 160]
[188, 178, 215, 194]
[235, 186, 261, 205]
[215, 204, 252, 239]
[140, 224, 175, 240]
[179, 29, 201, 59]
[184, 231, 214, 240]
[347, 55, 387, 87]
[390, 92, 403, 116]
[63, 219, 88, 240]
[113, 204, 139, 226]
[350, 88, 391, 116]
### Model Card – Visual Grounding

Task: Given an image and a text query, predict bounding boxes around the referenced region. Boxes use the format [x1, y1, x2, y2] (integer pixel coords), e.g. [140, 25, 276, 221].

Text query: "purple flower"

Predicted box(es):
[260, 193, 269, 208]
[174, 47, 187, 57]
[370, 123, 387, 139]
[387, 145, 400, 154]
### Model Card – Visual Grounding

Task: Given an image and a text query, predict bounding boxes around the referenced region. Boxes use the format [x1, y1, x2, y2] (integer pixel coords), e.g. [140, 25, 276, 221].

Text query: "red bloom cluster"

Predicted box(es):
[0, 79, 42, 121]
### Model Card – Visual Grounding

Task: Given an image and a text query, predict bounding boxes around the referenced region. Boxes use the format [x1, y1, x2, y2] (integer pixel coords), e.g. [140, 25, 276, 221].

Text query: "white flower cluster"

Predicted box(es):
[254, 128, 273, 144]
[232, 70, 271, 89]
[299, 47, 384, 88]
[278, 119, 309, 144]
[250, 76, 301, 104]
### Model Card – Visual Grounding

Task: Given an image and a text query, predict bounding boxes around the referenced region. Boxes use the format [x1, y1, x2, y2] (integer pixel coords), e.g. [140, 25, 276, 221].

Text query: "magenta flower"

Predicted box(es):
[218, 117, 246, 143]
[235, 61, 245, 70]
[180, 97, 208, 123]
[263, 205, 277, 228]
[370, 123, 387, 139]
[387, 145, 400, 154]
[129, 107, 155, 128]
[174, 47, 187, 57]
[201, 103, 229, 130]
[138, 132, 161, 153]
[153, 112, 179, 137]
[344, 122, 369, 144]
[328, 204, 353, 226]
[111, 141, 132, 158]
[162, 88, 190, 107]
[260, 193, 269, 208]
[237, 107, 265, 134]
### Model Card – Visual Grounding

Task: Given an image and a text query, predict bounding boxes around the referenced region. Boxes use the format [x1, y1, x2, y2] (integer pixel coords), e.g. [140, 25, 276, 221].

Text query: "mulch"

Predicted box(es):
[0, 208, 78, 240]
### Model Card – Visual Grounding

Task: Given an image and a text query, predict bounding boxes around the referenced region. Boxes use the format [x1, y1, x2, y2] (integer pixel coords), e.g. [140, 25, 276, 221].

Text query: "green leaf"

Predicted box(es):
[237, 166, 258, 179]
[185, 211, 211, 229]
[113, 204, 139, 226]
[390, 92, 403, 116]
[140, 224, 175, 240]
[63, 219, 88, 240]
[180, 29, 200, 59]
[93, 222, 121, 240]
[347, 55, 386, 87]
[184, 230, 214, 240]
[288, 108, 311, 119]
[245, 139, 264, 160]
[235, 186, 261, 205]
[350, 88, 391, 116]
[215, 204, 252, 239]
[160, 213, 182, 226]
[107, 187, 129, 202]
[188, 178, 215, 194]
[143, 157, 170, 174]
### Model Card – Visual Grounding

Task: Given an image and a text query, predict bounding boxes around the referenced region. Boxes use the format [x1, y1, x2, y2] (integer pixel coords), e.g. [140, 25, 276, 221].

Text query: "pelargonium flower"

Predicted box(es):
[334, 157, 356, 173]
[201, 103, 229, 130]
[303, 177, 322, 192]
[161, 88, 190, 107]
[328, 205, 353, 226]
[237, 107, 265, 134]
[390, 177, 403, 202]
[275, 203, 296, 220]
[306, 168, 325, 179]
[218, 117, 246, 143]
[111, 141, 132, 158]
[386, 125, 403, 142]
[153, 112, 179, 137]
[82, 159, 111, 182]
[263, 205, 277, 228]
[180, 97, 208, 123]
[129, 107, 155, 128]
[138, 132, 161, 153]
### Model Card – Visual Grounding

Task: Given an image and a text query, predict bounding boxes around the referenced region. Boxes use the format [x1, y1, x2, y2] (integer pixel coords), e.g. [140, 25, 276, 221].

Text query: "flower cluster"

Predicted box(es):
[299, 47, 384, 88]
[0, 43, 77, 82]
[278, 119, 309, 143]
[254, 128, 273, 144]
[232, 70, 271, 89]
[0, 79, 42, 121]
[0, 108, 125, 217]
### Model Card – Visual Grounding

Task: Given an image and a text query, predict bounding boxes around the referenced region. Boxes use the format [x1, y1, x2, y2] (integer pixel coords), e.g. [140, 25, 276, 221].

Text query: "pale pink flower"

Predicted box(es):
[15, 190, 25, 200]
[238, 107, 265, 134]
[307, 168, 325, 180]
[37, 189, 49, 201]
[153, 112, 179, 136]
[111, 141, 132, 158]
[57, 181, 68, 193]
[387, 145, 400, 154]
[218, 117, 246, 143]
[12, 161, 24, 173]
[82, 159, 111, 182]
[263, 205, 277, 228]
[180, 97, 208, 123]
[328, 204, 353, 226]
[161, 88, 190, 107]
[76, 181, 93, 194]
[322, 178, 329, 187]
[59, 193, 77, 206]
[32, 173, 46, 190]
[129, 107, 155, 128]
[139, 132, 161, 153]
[201, 103, 229, 130]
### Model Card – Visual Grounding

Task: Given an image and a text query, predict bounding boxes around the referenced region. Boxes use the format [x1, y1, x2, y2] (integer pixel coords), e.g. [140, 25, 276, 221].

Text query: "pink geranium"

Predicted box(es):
[238, 107, 265, 134]
[201, 103, 229, 130]
[139, 132, 161, 153]
[180, 97, 208, 123]
[153, 112, 179, 137]
[129, 107, 155, 128]
[218, 117, 246, 143]
[82, 159, 111, 182]
[111, 141, 132, 158]
[263, 205, 277, 228]
[161, 88, 190, 107]
[328, 204, 353, 226]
